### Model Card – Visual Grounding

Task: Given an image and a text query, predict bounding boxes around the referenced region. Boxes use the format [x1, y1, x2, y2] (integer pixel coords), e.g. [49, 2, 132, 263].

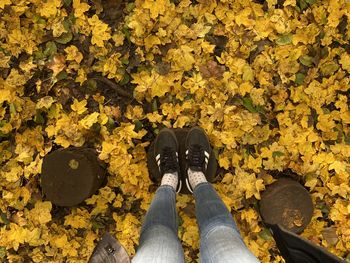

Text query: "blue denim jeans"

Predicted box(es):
[132, 183, 260, 263]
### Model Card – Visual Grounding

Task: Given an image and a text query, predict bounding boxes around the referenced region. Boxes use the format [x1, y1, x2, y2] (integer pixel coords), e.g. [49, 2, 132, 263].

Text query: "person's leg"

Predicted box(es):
[132, 185, 184, 263]
[133, 128, 185, 263]
[194, 182, 259, 263]
[184, 127, 259, 263]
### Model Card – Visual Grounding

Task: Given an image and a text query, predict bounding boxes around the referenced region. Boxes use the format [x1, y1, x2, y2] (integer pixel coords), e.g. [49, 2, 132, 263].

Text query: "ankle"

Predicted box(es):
[188, 168, 207, 191]
[161, 172, 179, 191]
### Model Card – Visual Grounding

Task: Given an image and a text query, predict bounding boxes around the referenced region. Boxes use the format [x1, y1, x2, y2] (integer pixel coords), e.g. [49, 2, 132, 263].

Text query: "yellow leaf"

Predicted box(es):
[71, 99, 87, 114]
[166, 45, 195, 71]
[112, 32, 125, 46]
[65, 45, 83, 63]
[0, 89, 12, 103]
[28, 201, 52, 225]
[36, 96, 55, 109]
[52, 234, 68, 249]
[143, 0, 167, 20]
[88, 15, 111, 47]
[39, 0, 62, 18]
[73, 0, 90, 18]
[64, 208, 91, 228]
[99, 141, 116, 160]
[144, 35, 161, 51]
[0, 0, 11, 9]
[79, 112, 99, 129]
[339, 52, 350, 73]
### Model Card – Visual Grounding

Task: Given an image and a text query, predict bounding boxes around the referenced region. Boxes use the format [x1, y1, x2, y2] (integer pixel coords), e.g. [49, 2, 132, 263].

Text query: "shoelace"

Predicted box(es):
[160, 147, 178, 172]
[188, 144, 205, 168]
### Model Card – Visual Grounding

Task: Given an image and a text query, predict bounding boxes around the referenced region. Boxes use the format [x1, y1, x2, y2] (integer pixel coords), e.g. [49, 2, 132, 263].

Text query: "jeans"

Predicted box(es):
[132, 183, 260, 263]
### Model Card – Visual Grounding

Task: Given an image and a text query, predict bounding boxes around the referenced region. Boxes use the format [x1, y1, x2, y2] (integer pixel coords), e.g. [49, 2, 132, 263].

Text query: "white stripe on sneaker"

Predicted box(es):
[156, 154, 161, 161]
[204, 151, 210, 158]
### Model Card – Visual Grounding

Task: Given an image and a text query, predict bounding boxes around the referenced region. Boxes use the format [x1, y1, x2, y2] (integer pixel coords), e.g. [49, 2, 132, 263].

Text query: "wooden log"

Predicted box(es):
[41, 147, 106, 207]
[259, 177, 314, 233]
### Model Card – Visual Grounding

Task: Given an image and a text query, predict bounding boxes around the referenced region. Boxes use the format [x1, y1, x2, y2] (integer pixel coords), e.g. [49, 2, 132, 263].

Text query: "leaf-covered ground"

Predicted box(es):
[1, 0, 350, 262]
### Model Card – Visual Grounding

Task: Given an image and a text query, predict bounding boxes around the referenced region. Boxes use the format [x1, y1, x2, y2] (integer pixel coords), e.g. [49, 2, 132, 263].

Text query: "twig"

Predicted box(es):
[91, 76, 133, 98]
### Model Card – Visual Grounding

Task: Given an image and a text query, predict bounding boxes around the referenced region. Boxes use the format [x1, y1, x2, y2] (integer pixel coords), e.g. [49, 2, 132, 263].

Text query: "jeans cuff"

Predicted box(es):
[158, 185, 176, 193]
[193, 182, 210, 192]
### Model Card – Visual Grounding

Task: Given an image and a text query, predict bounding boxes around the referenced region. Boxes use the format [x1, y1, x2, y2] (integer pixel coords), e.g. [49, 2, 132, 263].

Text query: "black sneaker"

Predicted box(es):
[185, 126, 211, 193]
[154, 128, 182, 192]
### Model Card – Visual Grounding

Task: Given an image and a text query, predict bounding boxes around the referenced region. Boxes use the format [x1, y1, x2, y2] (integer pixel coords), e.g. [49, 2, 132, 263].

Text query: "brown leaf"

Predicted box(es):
[199, 60, 225, 79]
[47, 54, 66, 77]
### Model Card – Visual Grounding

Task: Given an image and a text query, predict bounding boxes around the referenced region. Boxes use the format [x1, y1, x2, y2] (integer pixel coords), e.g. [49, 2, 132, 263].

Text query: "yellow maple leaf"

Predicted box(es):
[79, 112, 99, 129]
[36, 96, 55, 109]
[0, 89, 11, 104]
[339, 52, 350, 73]
[51, 234, 68, 249]
[88, 15, 111, 47]
[64, 208, 91, 228]
[166, 45, 195, 71]
[73, 0, 90, 18]
[39, 0, 62, 18]
[71, 99, 87, 114]
[28, 201, 52, 225]
[143, 0, 167, 20]
[65, 45, 83, 63]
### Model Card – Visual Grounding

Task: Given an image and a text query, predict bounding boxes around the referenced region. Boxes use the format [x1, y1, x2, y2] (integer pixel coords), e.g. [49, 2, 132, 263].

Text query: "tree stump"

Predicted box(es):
[41, 147, 106, 207]
[259, 178, 314, 233]
[147, 128, 217, 194]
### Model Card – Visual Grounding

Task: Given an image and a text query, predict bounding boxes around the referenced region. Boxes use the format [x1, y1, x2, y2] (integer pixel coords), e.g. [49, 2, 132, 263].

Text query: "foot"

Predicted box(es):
[185, 127, 211, 192]
[154, 128, 181, 192]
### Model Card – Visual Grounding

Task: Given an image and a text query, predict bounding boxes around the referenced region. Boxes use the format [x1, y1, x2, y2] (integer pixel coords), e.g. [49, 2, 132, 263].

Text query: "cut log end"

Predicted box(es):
[259, 178, 314, 234]
[41, 148, 106, 207]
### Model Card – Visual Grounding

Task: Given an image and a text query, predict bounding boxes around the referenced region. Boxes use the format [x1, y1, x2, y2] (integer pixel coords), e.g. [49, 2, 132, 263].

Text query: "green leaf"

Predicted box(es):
[43, 41, 57, 57]
[106, 117, 116, 130]
[121, 58, 129, 65]
[305, 0, 317, 4]
[119, 73, 130, 85]
[122, 27, 131, 42]
[0, 247, 6, 259]
[134, 120, 143, 132]
[0, 211, 9, 225]
[242, 97, 258, 113]
[345, 133, 350, 145]
[152, 99, 158, 112]
[9, 103, 16, 114]
[345, 252, 350, 262]
[320, 62, 339, 76]
[63, 0, 72, 7]
[33, 15, 46, 25]
[34, 111, 45, 124]
[55, 31, 73, 44]
[272, 151, 285, 158]
[295, 73, 305, 85]
[299, 55, 314, 67]
[33, 49, 45, 60]
[258, 228, 273, 241]
[126, 3, 135, 13]
[56, 70, 68, 81]
[276, 34, 292, 46]
[62, 19, 72, 31]
[297, 0, 308, 10]
[92, 221, 105, 231]
[86, 79, 97, 92]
